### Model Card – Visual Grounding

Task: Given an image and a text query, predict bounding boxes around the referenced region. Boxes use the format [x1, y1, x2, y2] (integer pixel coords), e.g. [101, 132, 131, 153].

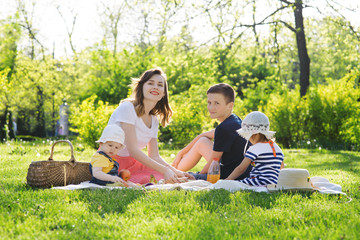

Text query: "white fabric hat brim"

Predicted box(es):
[96, 137, 126, 150]
[96, 124, 126, 149]
[237, 128, 276, 140]
[237, 111, 275, 140]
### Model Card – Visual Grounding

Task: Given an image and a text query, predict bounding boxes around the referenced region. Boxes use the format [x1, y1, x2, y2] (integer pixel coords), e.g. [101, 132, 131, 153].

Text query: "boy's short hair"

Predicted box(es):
[207, 83, 235, 104]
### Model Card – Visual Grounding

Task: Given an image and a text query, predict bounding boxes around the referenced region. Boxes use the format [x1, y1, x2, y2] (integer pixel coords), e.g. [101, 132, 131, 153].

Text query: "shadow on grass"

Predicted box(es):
[77, 188, 145, 215]
[194, 188, 323, 212]
[195, 189, 232, 212]
[308, 151, 360, 174]
[10, 183, 145, 217]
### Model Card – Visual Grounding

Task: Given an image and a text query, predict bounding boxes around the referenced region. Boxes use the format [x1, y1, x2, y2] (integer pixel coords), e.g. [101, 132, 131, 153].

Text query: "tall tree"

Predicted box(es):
[127, 0, 184, 52]
[17, 0, 46, 60]
[308, 17, 360, 82]
[56, 5, 78, 59]
[0, 15, 21, 141]
[100, 1, 126, 57]
[16, 1, 48, 136]
[200, 0, 267, 97]
[198, 0, 311, 96]
[157, 0, 184, 52]
[279, 0, 310, 97]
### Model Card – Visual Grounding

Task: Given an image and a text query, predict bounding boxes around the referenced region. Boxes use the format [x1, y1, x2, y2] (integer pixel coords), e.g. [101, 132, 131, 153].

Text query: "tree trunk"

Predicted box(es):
[34, 86, 46, 137]
[8, 111, 15, 139]
[0, 108, 8, 142]
[294, 0, 310, 97]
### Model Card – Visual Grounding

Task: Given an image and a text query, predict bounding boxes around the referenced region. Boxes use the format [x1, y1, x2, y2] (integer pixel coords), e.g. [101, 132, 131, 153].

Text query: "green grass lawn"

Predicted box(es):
[1, 140, 359, 239]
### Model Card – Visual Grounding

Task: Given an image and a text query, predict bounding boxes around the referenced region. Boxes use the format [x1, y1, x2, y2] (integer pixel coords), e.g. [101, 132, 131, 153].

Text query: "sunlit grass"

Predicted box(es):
[0, 140, 359, 239]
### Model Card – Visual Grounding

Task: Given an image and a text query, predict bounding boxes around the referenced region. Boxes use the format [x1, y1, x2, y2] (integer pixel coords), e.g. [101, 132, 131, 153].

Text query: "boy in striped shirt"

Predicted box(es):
[225, 111, 285, 186]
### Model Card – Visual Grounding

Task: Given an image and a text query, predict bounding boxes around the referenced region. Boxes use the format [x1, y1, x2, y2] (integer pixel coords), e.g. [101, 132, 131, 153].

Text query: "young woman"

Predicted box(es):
[108, 67, 194, 184]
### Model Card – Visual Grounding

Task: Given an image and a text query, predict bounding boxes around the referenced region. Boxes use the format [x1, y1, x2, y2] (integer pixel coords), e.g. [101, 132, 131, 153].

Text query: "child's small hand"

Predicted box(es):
[112, 176, 129, 187]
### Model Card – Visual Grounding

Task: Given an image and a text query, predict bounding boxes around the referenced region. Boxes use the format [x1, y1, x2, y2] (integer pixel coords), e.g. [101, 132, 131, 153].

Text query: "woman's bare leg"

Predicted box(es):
[175, 137, 213, 172]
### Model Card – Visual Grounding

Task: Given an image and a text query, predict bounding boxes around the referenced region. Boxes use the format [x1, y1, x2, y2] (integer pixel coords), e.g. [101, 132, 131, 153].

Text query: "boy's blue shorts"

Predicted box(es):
[188, 172, 207, 180]
[188, 172, 249, 181]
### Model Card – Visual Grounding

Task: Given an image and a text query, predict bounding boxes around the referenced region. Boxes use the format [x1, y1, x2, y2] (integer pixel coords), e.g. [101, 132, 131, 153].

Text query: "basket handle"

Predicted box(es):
[48, 140, 76, 163]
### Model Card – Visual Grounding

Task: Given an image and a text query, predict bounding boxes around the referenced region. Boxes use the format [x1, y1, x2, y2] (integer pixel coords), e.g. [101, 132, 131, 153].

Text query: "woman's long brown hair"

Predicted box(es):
[123, 67, 172, 127]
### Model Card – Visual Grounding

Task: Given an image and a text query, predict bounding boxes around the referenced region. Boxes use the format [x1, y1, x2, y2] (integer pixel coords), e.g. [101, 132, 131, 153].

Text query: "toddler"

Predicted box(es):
[89, 124, 134, 186]
[226, 111, 284, 186]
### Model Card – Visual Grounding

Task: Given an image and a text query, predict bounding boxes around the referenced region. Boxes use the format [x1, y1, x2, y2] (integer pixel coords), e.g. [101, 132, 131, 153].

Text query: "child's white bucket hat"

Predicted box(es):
[237, 111, 275, 140]
[96, 124, 125, 149]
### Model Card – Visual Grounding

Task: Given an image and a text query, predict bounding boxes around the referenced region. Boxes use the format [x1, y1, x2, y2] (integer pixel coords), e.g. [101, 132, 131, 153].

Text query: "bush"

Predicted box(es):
[159, 84, 214, 148]
[264, 69, 360, 150]
[69, 96, 116, 149]
[265, 87, 309, 148]
[316, 70, 360, 149]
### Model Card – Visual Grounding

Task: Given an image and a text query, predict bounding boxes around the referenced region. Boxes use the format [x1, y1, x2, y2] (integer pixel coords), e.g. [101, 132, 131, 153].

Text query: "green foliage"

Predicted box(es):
[264, 70, 360, 150]
[0, 9, 359, 150]
[69, 96, 116, 149]
[314, 71, 360, 149]
[162, 46, 218, 95]
[339, 70, 360, 147]
[265, 86, 309, 148]
[0, 14, 21, 77]
[160, 85, 214, 148]
[12, 55, 71, 136]
[228, 55, 278, 101]
[79, 46, 157, 104]
[0, 68, 11, 110]
[0, 15, 21, 141]
[1, 141, 360, 239]
[308, 17, 360, 83]
[241, 75, 284, 112]
[0, 69, 11, 142]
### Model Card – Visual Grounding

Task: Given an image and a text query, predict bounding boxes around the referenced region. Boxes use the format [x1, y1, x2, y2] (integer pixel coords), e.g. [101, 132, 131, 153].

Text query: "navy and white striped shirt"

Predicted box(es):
[240, 141, 284, 186]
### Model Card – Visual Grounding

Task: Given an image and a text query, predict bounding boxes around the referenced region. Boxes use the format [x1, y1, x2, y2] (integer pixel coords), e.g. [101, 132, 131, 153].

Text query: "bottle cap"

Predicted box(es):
[213, 158, 219, 161]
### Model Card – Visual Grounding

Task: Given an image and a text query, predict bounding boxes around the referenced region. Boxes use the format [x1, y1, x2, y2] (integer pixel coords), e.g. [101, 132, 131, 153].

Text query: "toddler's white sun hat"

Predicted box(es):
[237, 111, 276, 140]
[96, 124, 125, 149]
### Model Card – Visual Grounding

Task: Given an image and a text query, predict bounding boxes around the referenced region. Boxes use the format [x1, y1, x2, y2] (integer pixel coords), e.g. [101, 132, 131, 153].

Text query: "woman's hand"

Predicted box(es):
[171, 167, 195, 182]
[183, 171, 196, 180]
[177, 171, 195, 181]
[163, 168, 181, 183]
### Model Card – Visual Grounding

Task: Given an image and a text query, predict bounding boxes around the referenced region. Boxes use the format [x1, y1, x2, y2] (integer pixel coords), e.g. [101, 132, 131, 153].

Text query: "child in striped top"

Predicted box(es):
[225, 111, 284, 186]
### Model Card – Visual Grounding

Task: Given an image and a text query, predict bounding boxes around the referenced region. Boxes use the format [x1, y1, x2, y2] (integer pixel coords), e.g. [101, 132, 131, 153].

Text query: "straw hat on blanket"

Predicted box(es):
[267, 168, 314, 192]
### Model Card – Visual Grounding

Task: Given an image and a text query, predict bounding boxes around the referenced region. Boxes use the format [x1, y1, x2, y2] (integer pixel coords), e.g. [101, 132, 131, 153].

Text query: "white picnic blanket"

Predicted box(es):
[52, 177, 345, 195]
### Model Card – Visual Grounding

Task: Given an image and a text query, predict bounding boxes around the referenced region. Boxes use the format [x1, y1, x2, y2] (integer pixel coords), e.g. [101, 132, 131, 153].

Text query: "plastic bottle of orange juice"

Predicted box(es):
[207, 158, 220, 184]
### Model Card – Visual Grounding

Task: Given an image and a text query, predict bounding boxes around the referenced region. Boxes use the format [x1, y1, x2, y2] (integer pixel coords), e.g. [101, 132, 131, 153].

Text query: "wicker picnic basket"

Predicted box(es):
[26, 140, 91, 188]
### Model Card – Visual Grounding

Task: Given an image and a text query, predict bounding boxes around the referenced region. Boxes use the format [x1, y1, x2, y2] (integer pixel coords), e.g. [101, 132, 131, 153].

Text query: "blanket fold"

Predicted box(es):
[52, 177, 345, 195]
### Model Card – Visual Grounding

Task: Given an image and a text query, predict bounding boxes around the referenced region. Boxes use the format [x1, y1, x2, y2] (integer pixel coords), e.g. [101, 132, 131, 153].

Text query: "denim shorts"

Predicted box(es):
[89, 177, 113, 186]
[188, 172, 249, 181]
[188, 172, 208, 180]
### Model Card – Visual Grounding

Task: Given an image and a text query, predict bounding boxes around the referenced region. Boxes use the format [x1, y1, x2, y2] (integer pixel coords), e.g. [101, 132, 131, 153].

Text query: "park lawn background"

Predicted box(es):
[0, 140, 359, 239]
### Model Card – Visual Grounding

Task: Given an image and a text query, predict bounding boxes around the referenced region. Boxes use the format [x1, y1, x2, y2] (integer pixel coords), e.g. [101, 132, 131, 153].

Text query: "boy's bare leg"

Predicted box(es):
[175, 137, 213, 172]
